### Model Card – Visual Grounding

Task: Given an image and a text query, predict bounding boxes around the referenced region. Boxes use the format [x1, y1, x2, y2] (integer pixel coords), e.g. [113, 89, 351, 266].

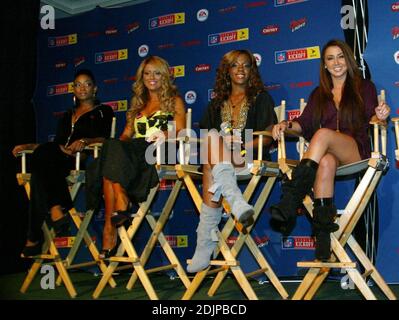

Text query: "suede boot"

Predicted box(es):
[212, 163, 254, 227]
[312, 198, 339, 261]
[187, 203, 223, 273]
[270, 158, 318, 235]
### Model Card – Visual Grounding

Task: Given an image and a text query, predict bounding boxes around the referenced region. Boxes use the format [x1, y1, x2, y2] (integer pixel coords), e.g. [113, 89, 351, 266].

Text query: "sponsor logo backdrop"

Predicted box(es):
[34, 0, 397, 281]
[363, 0, 399, 283]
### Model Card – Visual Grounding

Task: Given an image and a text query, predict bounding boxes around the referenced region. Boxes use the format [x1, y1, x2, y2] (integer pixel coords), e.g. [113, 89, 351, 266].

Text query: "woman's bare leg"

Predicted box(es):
[113, 183, 130, 212]
[304, 128, 361, 165]
[50, 205, 64, 221]
[313, 153, 339, 198]
[202, 130, 253, 224]
[102, 177, 116, 250]
[303, 129, 361, 261]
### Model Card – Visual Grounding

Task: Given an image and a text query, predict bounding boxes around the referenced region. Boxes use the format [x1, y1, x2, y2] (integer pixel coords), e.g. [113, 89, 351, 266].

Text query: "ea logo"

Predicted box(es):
[197, 9, 209, 22]
[185, 90, 197, 104]
[253, 53, 262, 66]
[395, 51, 399, 64]
[138, 44, 149, 57]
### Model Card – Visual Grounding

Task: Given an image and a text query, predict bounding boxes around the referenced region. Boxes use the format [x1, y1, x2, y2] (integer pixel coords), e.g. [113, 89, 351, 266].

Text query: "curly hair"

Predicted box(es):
[211, 49, 265, 109]
[127, 56, 178, 123]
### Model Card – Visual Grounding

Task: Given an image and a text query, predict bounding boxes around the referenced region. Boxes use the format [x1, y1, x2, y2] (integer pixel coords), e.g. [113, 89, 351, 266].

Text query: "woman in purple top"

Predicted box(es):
[269, 39, 390, 261]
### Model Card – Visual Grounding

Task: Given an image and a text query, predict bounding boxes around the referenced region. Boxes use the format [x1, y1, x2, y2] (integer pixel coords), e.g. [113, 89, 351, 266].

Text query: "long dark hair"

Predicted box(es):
[313, 39, 365, 134]
[211, 49, 265, 109]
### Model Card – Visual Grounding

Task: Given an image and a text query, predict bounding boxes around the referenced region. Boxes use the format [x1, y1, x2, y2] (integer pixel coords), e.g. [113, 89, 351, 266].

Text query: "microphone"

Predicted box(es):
[220, 122, 246, 156]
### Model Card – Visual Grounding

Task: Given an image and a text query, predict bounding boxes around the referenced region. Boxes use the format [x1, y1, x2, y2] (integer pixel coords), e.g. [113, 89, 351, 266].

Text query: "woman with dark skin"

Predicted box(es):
[187, 50, 277, 272]
[13, 69, 114, 257]
[270, 39, 390, 261]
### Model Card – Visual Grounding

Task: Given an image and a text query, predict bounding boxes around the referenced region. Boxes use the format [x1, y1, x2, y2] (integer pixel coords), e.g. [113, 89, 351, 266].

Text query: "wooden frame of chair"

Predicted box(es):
[17, 117, 117, 298]
[92, 110, 194, 300]
[278, 93, 396, 300]
[391, 116, 399, 162]
[176, 101, 289, 300]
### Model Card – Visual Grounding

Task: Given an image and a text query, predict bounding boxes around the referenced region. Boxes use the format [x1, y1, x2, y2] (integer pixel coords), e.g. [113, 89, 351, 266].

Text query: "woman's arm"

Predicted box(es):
[173, 96, 186, 134]
[12, 143, 39, 157]
[272, 120, 303, 140]
[119, 124, 135, 142]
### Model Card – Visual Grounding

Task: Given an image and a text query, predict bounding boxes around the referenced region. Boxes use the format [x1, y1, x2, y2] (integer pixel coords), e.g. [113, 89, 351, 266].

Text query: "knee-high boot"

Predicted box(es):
[270, 158, 318, 235]
[212, 163, 254, 227]
[187, 203, 223, 273]
[312, 198, 339, 261]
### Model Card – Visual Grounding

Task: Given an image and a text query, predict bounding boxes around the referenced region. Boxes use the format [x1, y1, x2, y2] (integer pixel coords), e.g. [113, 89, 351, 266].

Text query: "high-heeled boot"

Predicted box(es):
[270, 158, 318, 235]
[211, 163, 254, 227]
[312, 198, 339, 261]
[186, 204, 223, 273]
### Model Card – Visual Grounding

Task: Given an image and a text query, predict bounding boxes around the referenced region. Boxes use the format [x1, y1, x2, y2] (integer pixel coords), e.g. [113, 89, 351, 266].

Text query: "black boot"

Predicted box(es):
[270, 158, 318, 235]
[312, 198, 339, 261]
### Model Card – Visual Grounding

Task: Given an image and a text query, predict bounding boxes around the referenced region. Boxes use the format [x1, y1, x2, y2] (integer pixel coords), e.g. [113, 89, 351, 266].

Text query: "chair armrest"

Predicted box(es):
[166, 136, 203, 143]
[253, 130, 273, 137]
[369, 120, 388, 156]
[369, 119, 388, 127]
[16, 148, 36, 174]
[85, 142, 103, 149]
[392, 118, 399, 160]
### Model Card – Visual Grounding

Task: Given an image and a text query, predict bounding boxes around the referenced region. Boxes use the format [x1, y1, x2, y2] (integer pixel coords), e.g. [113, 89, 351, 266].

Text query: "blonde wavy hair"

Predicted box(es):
[127, 56, 178, 123]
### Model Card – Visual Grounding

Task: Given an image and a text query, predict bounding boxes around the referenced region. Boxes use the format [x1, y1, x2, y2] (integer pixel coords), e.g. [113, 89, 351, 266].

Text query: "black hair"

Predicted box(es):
[73, 69, 99, 107]
[74, 69, 96, 85]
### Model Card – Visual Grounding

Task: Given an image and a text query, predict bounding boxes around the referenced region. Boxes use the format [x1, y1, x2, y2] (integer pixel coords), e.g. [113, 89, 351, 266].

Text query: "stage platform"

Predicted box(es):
[1, 271, 398, 300]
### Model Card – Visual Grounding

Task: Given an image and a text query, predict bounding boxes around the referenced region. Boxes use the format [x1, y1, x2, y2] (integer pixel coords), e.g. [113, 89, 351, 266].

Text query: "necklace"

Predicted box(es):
[229, 94, 246, 109]
[221, 98, 249, 130]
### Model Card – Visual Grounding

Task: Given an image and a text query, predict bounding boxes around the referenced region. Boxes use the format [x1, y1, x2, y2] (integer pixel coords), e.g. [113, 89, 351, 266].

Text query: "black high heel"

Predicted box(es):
[99, 237, 121, 259]
[21, 239, 44, 258]
[111, 210, 132, 228]
[51, 214, 71, 237]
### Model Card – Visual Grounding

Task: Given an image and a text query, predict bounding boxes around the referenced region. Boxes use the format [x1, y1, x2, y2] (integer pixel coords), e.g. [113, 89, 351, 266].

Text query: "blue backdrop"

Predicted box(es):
[363, 0, 399, 283]
[33, 0, 398, 282]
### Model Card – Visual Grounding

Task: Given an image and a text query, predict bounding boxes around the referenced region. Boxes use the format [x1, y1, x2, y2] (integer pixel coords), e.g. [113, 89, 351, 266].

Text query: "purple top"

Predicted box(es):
[296, 79, 378, 159]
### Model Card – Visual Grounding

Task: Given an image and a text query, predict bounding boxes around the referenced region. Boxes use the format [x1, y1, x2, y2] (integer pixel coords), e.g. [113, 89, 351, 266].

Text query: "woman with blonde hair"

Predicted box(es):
[97, 56, 186, 258]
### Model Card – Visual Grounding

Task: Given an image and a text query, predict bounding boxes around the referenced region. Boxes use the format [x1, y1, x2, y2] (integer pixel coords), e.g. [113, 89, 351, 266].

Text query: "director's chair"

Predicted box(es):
[279, 92, 396, 300]
[92, 110, 194, 300]
[17, 118, 117, 298]
[176, 101, 289, 300]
